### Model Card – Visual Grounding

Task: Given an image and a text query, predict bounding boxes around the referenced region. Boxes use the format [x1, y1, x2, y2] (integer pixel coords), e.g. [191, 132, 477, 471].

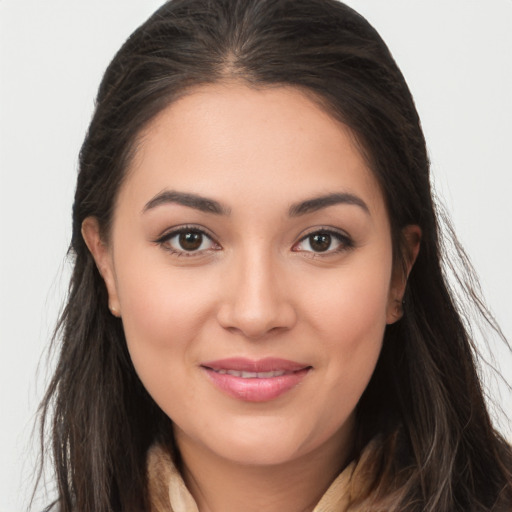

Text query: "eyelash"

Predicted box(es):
[154, 225, 221, 257]
[292, 228, 354, 256]
[154, 226, 354, 257]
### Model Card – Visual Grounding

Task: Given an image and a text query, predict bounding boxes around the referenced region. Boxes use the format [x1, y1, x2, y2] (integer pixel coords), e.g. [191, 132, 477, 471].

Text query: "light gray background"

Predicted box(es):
[1, 1, 511, 510]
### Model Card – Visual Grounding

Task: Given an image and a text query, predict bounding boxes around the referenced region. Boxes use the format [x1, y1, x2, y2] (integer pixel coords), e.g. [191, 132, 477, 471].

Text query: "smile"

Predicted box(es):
[201, 358, 312, 402]
[211, 369, 288, 378]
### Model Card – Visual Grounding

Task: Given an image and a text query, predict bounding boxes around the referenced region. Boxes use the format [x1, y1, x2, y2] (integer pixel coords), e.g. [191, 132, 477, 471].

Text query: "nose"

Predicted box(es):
[216, 249, 297, 340]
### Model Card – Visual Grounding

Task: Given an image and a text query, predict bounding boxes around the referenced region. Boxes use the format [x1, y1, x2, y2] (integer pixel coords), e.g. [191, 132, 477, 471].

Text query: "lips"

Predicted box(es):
[211, 369, 288, 378]
[201, 357, 311, 402]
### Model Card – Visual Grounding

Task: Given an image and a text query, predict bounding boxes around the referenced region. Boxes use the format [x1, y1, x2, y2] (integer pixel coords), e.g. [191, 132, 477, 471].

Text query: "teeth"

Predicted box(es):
[214, 369, 287, 378]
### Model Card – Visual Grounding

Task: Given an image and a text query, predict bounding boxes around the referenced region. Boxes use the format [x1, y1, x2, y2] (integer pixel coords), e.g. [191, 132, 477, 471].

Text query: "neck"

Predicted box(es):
[174, 423, 354, 512]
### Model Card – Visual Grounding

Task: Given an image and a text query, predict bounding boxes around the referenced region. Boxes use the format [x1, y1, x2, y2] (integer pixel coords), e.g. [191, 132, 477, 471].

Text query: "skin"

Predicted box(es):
[83, 83, 420, 512]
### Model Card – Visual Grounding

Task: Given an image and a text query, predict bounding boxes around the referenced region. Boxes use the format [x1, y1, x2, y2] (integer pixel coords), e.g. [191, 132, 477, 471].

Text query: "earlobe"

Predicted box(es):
[81, 217, 121, 317]
[386, 224, 421, 324]
[387, 298, 405, 324]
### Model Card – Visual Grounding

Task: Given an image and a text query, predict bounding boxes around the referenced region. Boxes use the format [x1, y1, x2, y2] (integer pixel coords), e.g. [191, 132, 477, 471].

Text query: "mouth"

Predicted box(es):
[209, 369, 290, 378]
[200, 358, 312, 402]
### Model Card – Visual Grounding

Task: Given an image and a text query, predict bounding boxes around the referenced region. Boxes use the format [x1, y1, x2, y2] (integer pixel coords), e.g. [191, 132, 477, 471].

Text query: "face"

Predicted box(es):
[84, 83, 415, 467]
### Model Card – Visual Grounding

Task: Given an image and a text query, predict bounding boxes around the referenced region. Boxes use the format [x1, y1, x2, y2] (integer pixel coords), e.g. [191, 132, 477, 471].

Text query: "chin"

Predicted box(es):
[216, 436, 308, 466]
[186, 413, 347, 468]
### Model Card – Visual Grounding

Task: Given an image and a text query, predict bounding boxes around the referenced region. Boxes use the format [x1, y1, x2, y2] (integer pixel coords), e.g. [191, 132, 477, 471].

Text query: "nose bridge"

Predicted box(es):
[217, 241, 295, 338]
[239, 246, 277, 309]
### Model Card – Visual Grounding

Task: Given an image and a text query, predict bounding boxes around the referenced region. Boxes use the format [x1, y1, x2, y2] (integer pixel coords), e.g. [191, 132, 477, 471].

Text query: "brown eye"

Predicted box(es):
[156, 227, 219, 255]
[179, 231, 203, 251]
[309, 233, 331, 252]
[293, 229, 353, 255]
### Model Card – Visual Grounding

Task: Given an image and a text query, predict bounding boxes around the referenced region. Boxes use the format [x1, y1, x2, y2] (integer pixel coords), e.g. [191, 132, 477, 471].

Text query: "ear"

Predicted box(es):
[386, 224, 421, 324]
[81, 217, 121, 317]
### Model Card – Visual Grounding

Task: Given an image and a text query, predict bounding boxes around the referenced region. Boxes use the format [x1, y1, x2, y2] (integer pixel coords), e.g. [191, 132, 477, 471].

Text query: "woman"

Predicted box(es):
[37, 0, 512, 510]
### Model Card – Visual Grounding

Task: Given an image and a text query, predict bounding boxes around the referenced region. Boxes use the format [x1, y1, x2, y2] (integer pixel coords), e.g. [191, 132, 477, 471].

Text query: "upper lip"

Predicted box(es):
[201, 357, 311, 373]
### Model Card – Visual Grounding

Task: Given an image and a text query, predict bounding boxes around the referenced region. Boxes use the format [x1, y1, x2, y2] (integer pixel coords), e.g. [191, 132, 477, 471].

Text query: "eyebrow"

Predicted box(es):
[142, 190, 369, 217]
[289, 193, 370, 217]
[142, 190, 231, 215]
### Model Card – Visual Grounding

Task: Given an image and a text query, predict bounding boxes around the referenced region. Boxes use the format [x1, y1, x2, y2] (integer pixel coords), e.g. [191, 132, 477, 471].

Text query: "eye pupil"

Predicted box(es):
[179, 231, 203, 251]
[310, 233, 331, 252]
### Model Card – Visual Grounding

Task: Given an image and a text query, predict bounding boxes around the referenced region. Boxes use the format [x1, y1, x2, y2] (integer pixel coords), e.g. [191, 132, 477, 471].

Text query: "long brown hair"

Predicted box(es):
[37, 0, 512, 510]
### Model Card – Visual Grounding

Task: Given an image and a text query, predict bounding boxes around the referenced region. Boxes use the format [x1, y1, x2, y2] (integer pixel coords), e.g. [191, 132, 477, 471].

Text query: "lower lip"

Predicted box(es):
[202, 368, 311, 402]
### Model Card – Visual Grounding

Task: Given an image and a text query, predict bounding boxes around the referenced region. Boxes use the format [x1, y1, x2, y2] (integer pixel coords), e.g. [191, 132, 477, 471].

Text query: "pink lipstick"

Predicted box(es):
[201, 357, 311, 402]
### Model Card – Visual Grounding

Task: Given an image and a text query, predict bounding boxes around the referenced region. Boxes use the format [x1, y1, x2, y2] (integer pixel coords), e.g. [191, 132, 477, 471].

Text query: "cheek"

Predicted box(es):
[117, 245, 217, 335]
[121, 275, 203, 346]
[305, 258, 391, 342]
[113, 254, 217, 403]
[303, 256, 392, 393]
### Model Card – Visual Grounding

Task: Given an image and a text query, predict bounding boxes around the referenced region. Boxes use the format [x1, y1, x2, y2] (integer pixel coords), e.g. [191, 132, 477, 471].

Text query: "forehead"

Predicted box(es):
[120, 82, 384, 217]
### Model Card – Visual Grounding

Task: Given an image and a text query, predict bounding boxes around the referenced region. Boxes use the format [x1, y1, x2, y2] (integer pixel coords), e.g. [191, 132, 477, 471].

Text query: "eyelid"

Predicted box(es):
[153, 224, 353, 257]
[292, 227, 354, 254]
[154, 224, 221, 255]
[154, 224, 217, 242]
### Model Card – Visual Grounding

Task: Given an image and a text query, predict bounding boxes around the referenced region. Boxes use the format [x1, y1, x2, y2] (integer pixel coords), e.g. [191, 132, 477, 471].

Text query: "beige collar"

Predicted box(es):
[146, 440, 380, 512]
